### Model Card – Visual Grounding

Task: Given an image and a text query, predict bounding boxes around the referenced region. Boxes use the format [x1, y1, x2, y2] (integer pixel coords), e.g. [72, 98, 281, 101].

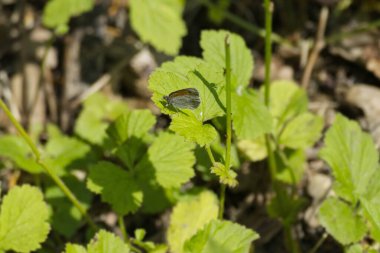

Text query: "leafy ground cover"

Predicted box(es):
[1, 0, 380, 252]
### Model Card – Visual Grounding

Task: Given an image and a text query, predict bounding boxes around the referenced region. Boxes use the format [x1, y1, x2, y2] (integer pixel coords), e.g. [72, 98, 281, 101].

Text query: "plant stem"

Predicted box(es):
[205, 145, 216, 164]
[219, 184, 226, 219]
[263, 0, 272, 106]
[308, 233, 328, 253]
[225, 35, 232, 172]
[118, 215, 128, 242]
[218, 34, 232, 220]
[262, 2, 300, 252]
[0, 99, 97, 231]
[199, 0, 287, 45]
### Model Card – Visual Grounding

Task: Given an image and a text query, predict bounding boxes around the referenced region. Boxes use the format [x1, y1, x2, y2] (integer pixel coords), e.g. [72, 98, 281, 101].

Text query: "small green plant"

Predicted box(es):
[319, 114, 380, 252]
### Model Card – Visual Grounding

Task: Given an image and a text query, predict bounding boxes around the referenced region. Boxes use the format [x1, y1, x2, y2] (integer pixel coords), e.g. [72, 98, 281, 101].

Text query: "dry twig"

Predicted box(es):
[301, 6, 329, 89]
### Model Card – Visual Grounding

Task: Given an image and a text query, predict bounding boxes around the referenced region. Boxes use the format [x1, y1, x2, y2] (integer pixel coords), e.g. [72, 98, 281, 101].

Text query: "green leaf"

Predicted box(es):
[43, 0, 93, 30]
[87, 161, 143, 215]
[116, 137, 147, 170]
[345, 244, 362, 253]
[207, 0, 230, 24]
[170, 113, 218, 146]
[237, 137, 267, 161]
[129, 0, 186, 55]
[267, 193, 306, 226]
[0, 185, 50, 253]
[44, 135, 92, 175]
[65, 230, 130, 253]
[184, 220, 259, 253]
[361, 196, 380, 238]
[0, 135, 42, 173]
[211, 162, 238, 187]
[106, 110, 156, 146]
[168, 191, 219, 253]
[149, 63, 225, 122]
[275, 149, 306, 184]
[264, 80, 308, 129]
[135, 132, 195, 188]
[319, 114, 379, 203]
[319, 197, 366, 245]
[232, 89, 273, 140]
[160, 56, 204, 79]
[87, 230, 130, 253]
[45, 176, 93, 238]
[65, 244, 87, 253]
[201, 30, 253, 90]
[278, 112, 323, 149]
[75, 93, 128, 145]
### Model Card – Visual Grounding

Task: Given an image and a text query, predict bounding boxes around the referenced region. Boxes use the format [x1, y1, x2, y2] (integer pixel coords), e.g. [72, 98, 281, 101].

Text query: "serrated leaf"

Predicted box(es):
[87, 161, 143, 215]
[232, 89, 273, 140]
[279, 112, 323, 149]
[65, 230, 130, 253]
[149, 63, 225, 121]
[264, 80, 308, 129]
[135, 132, 195, 188]
[65, 244, 87, 253]
[319, 114, 379, 203]
[43, 0, 93, 29]
[0, 185, 50, 253]
[361, 196, 380, 238]
[106, 110, 155, 146]
[0, 135, 42, 173]
[184, 220, 259, 253]
[129, 0, 186, 55]
[170, 113, 218, 146]
[74, 93, 128, 145]
[319, 197, 366, 245]
[211, 162, 238, 187]
[201, 30, 253, 90]
[168, 191, 219, 253]
[87, 230, 130, 253]
[160, 56, 204, 79]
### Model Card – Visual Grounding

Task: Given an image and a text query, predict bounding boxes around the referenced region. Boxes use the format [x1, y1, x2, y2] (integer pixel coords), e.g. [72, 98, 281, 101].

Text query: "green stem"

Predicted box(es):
[263, 2, 300, 252]
[263, 0, 272, 106]
[0, 99, 97, 231]
[218, 34, 232, 220]
[225, 35, 232, 172]
[199, 0, 287, 45]
[284, 224, 300, 253]
[308, 233, 328, 253]
[219, 184, 226, 219]
[118, 215, 128, 242]
[205, 145, 216, 164]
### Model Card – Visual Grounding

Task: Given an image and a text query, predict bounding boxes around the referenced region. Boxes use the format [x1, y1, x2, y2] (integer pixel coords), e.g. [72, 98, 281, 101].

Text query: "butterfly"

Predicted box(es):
[163, 88, 201, 110]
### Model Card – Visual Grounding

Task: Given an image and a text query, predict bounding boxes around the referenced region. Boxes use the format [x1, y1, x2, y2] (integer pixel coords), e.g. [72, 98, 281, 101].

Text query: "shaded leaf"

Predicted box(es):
[87, 161, 143, 215]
